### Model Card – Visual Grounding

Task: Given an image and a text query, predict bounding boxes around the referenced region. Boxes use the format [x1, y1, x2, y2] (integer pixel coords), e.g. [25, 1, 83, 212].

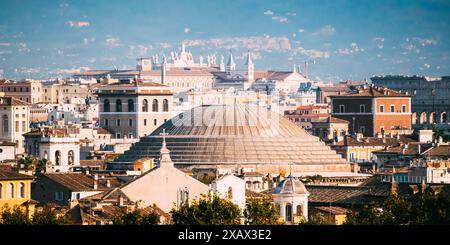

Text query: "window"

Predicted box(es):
[350, 152, 355, 161]
[116, 99, 122, 112]
[144, 119, 147, 126]
[15, 121, 19, 132]
[142, 99, 148, 112]
[163, 99, 169, 112]
[128, 133, 133, 138]
[68, 150, 74, 165]
[104, 119, 109, 127]
[285, 204, 292, 222]
[361, 152, 366, 160]
[76, 193, 81, 200]
[339, 105, 345, 113]
[116, 133, 121, 139]
[390, 105, 395, 112]
[2, 115, 8, 132]
[152, 99, 158, 112]
[380, 105, 384, 113]
[359, 126, 365, 134]
[360, 105, 365, 113]
[154, 119, 157, 125]
[55, 192, 63, 201]
[55, 151, 61, 166]
[22, 121, 26, 131]
[128, 119, 133, 126]
[116, 119, 121, 126]
[103, 99, 110, 112]
[402, 105, 407, 113]
[296, 205, 302, 217]
[128, 99, 134, 112]
[19, 183, 25, 198]
[8, 183, 14, 198]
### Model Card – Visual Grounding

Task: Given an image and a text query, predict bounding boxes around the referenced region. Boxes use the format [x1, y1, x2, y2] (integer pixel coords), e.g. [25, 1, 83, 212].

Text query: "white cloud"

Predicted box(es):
[52, 67, 90, 74]
[297, 29, 305, 33]
[160, 42, 172, 49]
[286, 12, 296, 16]
[67, 21, 90, 28]
[104, 36, 120, 48]
[59, 3, 69, 8]
[336, 42, 364, 55]
[0, 43, 11, 46]
[263, 10, 274, 15]
[83, 37, 95, 45]
[423, 63, 431, 69]
[293, 46, 330, 59]
[271, 16, 288, 23]
[183, 35, 291, 52]
[128, 45, 150, 57]
[373, 37, 384, 49]
[292, 33, 297, 38]
[312, 25, 335, 36]
[184, 27, 190, 33]
[413, 37, 438, 46]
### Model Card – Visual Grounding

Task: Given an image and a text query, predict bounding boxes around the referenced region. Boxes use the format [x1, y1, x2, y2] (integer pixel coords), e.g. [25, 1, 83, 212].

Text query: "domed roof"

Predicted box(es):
[112, 104, 348, 166]
[273, 175, 309, 195]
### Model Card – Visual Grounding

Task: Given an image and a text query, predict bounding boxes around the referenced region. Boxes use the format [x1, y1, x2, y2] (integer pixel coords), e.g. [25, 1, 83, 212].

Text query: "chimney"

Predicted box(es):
[118, 195, 124, 206]
[93, 180, 98, 190]
[106, 179, 111, 188]
[390, 177, 398, 195]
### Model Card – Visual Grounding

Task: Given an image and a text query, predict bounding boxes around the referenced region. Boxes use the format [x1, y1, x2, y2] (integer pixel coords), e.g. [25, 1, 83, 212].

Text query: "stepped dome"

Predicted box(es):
[111, 104, 349, 171]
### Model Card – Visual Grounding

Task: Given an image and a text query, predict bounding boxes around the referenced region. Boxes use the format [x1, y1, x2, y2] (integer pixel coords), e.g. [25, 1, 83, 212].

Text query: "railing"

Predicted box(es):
[380, 175, 425, 183]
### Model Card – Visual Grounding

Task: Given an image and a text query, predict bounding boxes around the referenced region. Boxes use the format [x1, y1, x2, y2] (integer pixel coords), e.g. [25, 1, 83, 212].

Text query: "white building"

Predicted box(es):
[272, 175, 309, 224]
[118, 133, 210, 213]
[0, 97, 30, 154]
[24, 127, 80, 173]
[0, 141, 15, 162]
[210, 174, 246, 212]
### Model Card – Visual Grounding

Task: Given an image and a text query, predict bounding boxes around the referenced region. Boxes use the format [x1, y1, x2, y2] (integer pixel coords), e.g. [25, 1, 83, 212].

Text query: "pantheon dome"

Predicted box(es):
[110, 104, 352, 173]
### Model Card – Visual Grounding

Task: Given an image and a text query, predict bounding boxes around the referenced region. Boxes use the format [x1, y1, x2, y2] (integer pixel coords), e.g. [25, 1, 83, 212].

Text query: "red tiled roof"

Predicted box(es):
[0, 170, 34, 181]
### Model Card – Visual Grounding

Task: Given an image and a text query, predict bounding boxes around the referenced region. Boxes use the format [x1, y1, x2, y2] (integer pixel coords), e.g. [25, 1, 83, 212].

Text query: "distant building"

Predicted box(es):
[312, 206, 348, 225]
[330, 86, 412, 137]
[272, 175, 309, 224]
[311, 116, 349, 143]
[0, 80, 44, 103]
[210, 174, 246, 212]
[371, 75, 450, 128]
[96, 80, 174, 139]
[0, 170, 36, 213]
[23, 127, 80, 173]
[316, 85, 352, 104]
[372, 142, 433, 169]
[283, 104, 330, 129]
[32, 172, 122, 206]
[0, 97, 30, 154]
[0, 141, 16, 162]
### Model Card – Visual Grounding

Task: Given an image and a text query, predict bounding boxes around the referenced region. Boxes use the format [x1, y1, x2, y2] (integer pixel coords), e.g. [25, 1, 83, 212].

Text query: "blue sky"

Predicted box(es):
[0, 0, 449, 82]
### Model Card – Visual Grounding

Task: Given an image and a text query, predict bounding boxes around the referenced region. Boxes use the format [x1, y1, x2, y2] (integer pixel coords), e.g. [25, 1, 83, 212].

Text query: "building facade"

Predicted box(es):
[0, 97, 30, 154]
[330, 86, 412, 137]
[96, 80, 173, 139]
[371, 75, 450, 128]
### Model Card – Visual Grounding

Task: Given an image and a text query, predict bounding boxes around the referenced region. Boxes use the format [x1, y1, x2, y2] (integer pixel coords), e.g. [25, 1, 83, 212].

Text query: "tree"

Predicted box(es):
[0, 204, 67, 225]
[171, 194, 241, 225]
[18, 155, 36, 171]
[244, 198, 281, 225]
[344, 191, 450, 225]
[0, 205, 31, 225]
[111, 207, 160, 225]
[36, 158, 48, 173]
[32, 206, 68, 225]
[198, 175, 215, 185]
[299, 213, 327, 225]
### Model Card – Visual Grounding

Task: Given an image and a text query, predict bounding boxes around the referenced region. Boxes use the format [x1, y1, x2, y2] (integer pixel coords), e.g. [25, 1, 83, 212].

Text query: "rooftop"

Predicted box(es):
[42, 173, 122, 192]
[0, 170, 34, 181]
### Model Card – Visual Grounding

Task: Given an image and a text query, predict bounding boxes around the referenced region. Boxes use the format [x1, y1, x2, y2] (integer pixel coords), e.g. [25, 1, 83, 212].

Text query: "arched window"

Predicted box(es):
[430, 112, 436, 124]
[227, 186, 233, 199]
[440, 112, 447, 123]
[128, 99, 134, 112]
[163, 99, 169, 112]
[296, 205, 303, 217]
[19, 183, 25, 198]
[103, 99, 110, 112]
[285, 204, 292, 222]
[43, 151, 48, 159]
[68, 150, 74, 165]
[142, 99, 148, 112]
[412, 112, 417, 125]
[2, 115, 8, 132]
[0, 183, 3, 199]
[420, 112, 427, 124]
[55, 151, 61, 166]
[152, 99, 158, 112]
[8, 183, 14, 198]
[116, 99, 122, 112]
